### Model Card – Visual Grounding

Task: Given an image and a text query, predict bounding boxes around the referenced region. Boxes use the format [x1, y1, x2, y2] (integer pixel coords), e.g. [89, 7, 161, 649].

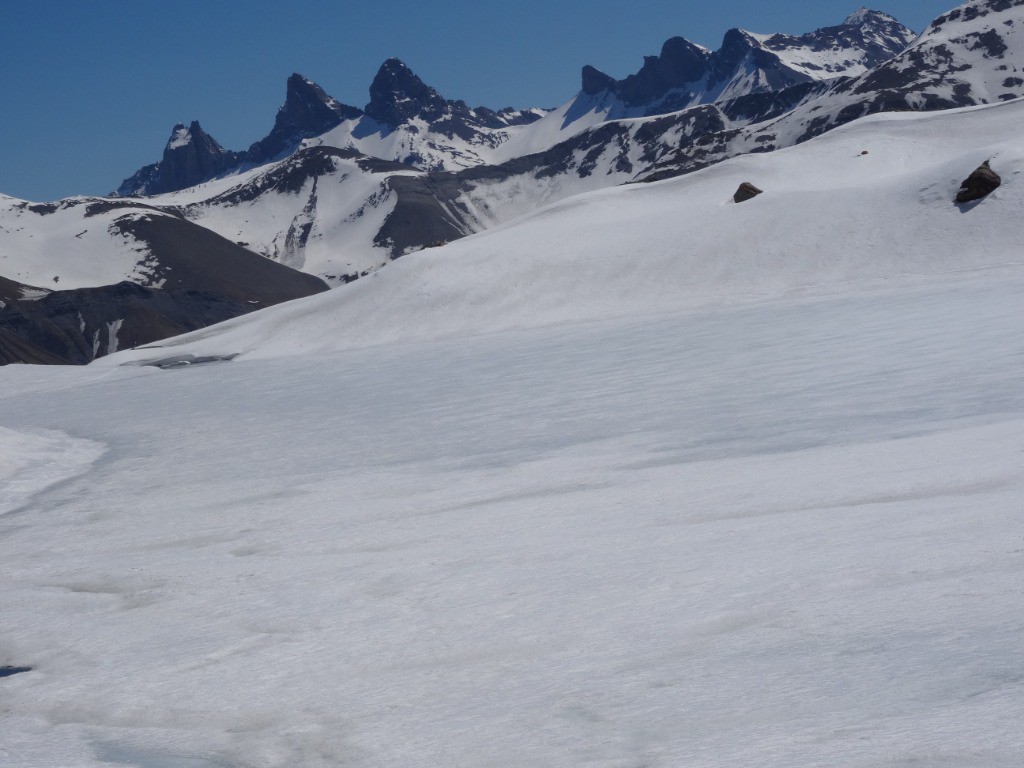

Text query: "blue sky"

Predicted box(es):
[1, 0, 955, 201]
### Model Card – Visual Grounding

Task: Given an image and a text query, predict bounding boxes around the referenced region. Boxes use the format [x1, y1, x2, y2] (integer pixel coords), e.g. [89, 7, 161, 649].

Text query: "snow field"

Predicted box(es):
[3, 275, 1024, 766]
[0, 425, 104, 518]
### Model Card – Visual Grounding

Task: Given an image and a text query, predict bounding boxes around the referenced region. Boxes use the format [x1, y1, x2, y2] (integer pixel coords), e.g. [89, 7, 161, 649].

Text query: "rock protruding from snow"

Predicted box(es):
[956, 159, 1001, 202]
[733, 182, 763, 203]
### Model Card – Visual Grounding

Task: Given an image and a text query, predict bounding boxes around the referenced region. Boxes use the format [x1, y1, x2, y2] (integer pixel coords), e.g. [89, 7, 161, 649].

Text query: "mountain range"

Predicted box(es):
[2, 0, 1023, 364]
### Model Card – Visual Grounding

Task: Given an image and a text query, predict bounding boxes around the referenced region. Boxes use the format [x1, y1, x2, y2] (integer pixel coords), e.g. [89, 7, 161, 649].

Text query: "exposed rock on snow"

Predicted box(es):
[955, 159, 1002, 201]
[733, 181, 764, 202]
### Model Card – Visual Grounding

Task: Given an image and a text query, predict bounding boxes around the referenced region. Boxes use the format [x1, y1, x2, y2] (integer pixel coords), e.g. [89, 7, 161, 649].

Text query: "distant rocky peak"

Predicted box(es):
[581, 65, 616, 96]
[581, 35, 712, 103]
[279, 73, 361, 132]
[164, 121, 223, 156]
[843, 7, 899, 26]
[365, 57, 450, 125]
[245, 73, 362, 166]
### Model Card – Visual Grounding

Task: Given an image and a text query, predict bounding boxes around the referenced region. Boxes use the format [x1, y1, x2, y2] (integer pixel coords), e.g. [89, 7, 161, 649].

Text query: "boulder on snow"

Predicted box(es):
[955, 160, 1001, 203]
[733, 182, 763, 203]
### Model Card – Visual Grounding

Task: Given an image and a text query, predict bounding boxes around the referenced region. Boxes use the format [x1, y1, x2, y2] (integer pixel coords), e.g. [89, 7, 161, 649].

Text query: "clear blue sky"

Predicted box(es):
[1, 0, 955, 201]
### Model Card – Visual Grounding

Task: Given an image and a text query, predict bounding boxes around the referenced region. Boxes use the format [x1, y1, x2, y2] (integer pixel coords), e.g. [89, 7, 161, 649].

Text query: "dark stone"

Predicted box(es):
[0, 666, 32, 678]
[955, 160, 1001, 203]
[733, 182, 763, 203]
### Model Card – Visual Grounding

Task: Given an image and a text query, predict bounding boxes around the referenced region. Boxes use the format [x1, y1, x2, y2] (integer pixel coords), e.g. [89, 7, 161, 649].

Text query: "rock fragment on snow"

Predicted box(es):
[955, 160, 1001, 203]
[733, 182, 763, 203]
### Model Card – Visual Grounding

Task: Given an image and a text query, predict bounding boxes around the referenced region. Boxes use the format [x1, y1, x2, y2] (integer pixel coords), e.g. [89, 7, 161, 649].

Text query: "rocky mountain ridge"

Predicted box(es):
[117, 8, 915, 197]
[579, 9, 916, 112]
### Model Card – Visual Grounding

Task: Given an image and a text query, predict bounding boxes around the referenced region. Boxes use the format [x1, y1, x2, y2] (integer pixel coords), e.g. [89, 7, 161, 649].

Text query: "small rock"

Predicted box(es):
[955, 160, 1001, 203]
[733, 182, 763, 203]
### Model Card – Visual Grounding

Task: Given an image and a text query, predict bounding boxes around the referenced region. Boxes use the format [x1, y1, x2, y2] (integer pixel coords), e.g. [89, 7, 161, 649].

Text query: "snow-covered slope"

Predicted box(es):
[0, 195, 327, 364]
[2, 93, 1024, 768]
[106, 97, 1024, 365]
[0, 196, 165, 289]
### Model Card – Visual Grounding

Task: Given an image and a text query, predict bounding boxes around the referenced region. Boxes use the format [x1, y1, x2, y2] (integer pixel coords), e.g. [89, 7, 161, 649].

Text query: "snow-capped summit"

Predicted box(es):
[844, 6, 890, 25]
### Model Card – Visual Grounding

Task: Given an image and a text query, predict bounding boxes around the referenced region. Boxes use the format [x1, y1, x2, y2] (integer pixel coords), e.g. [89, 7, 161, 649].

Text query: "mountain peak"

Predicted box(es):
[280, 73, 359, 130]
[843, 8, 898, 26]
[591, 35, 711, 105]
[581, 65, 616, 96]
[164, 121, 214, 152]
[245, 73, 362, 165]
[365, 57, 449, 126]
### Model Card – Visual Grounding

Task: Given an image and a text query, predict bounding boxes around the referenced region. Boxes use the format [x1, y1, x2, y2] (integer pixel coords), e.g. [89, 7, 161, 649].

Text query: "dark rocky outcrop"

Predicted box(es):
[733, 182, 763, 203]
[955, 159, 1001, 202]
[1, 281, 254, 365]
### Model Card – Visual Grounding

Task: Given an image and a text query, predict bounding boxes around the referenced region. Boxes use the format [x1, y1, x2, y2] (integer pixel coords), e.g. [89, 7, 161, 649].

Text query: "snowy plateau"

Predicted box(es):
[3, 1, 1024, 767]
